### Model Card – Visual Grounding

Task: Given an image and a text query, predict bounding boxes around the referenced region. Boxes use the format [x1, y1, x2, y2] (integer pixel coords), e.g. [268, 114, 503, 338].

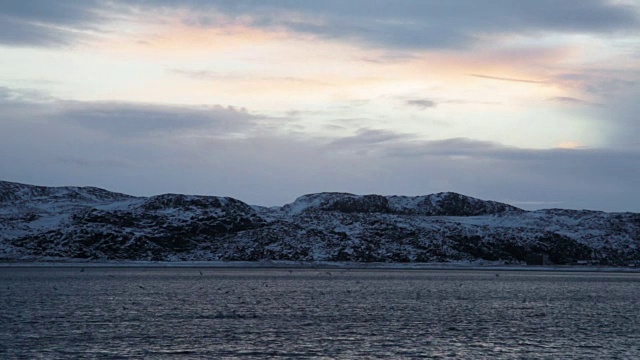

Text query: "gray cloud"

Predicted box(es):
[555, 69, 640, 96]
[550, 69, 639, 150]
[548, 96, 595, 106]
[1, 0, 102, 24]
[179, 0, 640, 49]
[59, 156, 134, 169]
[1, 87, 639, 212]
[330, 128, 416, 148]
[406, 99, 437, 109]
[0, 86, 53, 102]
[322, 134, 640, 210]
[598, 84, 640, 151]
[383, 137, 506, 158]
[0, 87, 56, 121]
[54, 101, 257, 137]
[3, 1, 638, 48]
[0, 15, 74, 47]
[7, 124, 639, 212]
[0, 0, 105, 46]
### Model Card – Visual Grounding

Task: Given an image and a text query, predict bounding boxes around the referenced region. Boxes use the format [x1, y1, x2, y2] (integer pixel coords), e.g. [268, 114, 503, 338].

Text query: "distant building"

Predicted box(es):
[526, 253, 550, 266]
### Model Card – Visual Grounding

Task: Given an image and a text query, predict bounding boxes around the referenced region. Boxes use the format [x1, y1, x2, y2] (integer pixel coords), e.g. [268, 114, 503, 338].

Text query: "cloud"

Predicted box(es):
[550, 69, 640, 150]
[0, 87, 56, 121]
[0, 15, 74, 47]
[53, 101, 257, 137]
[58, 156, 133, 169]
[330, 128, 415, 148]
[0, 1, 105, 46]
[598, 83, 640, 151]
[0, 86, 53, 102]
[406, 99, 437, 109]
[176, 0, 640, 49]
[555, 69, 640, 96]
[470, 74, 548, 84]
[1, 86, 640, 212]
[1, 0, 101, 24]
[169, 68, 333, 86]
[3, 1, 637, 49]
[548, 96, 595, 106]
[363, 137, 529, 161]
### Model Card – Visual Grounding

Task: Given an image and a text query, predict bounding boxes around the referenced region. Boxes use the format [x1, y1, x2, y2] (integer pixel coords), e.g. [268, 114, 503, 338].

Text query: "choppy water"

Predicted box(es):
[1, 267, 639, 359]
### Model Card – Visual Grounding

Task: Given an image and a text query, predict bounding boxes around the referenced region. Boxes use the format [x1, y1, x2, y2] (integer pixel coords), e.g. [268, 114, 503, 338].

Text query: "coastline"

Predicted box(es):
[1, 260, 640, 273]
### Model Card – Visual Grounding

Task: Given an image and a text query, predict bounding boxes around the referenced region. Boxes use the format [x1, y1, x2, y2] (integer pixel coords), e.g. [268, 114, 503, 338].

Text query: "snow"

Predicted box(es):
[284, 193, 343, 215]
[2, 180, 639, 264]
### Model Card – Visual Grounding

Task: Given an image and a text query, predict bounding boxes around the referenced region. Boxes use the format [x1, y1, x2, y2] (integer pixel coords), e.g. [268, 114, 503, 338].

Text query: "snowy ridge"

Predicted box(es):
[283, 192, 522, 216]
[0, 180, 134, 204]
[1, 180, 639, 265]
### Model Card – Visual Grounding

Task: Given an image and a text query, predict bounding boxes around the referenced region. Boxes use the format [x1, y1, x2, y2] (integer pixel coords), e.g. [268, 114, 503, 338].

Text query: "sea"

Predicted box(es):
[1, 267, 639, 359]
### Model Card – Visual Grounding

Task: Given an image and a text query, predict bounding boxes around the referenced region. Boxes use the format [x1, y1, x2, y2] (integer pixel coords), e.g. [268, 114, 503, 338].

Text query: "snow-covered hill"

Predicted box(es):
[1, 180, 639, 264]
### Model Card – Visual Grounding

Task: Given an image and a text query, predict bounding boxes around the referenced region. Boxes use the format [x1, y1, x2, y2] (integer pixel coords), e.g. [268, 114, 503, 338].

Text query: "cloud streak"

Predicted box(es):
[330, 128, 416, 148]
[470, 74, 548, 84]
[548, 96, 596, 106]
[0, 0, 106, 46]
[182, 0, 640, 49]
[55, 101, 257, 137]
[2, 0, 638, 49]
[406, 99, 437, 109]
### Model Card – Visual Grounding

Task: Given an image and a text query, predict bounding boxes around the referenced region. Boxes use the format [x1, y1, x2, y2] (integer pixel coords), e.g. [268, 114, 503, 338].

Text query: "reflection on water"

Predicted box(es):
[1, 268, 639, 358]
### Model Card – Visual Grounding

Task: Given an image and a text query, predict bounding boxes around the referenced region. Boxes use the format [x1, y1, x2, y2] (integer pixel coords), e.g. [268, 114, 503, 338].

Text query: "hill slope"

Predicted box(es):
[1, 181, 639, 264]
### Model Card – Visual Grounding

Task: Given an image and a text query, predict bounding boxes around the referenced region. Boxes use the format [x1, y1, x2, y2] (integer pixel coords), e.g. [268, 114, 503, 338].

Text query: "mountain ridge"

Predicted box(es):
[1, 180, 639, 265]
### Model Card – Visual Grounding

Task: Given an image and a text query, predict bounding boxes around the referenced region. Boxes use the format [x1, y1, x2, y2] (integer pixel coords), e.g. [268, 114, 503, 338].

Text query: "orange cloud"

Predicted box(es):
[87, 13, 596, 121]
[556, 141, 585, 149]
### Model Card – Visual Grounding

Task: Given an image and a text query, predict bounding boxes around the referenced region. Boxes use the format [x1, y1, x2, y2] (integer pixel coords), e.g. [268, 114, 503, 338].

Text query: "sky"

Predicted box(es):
[1, 0, 639, 212]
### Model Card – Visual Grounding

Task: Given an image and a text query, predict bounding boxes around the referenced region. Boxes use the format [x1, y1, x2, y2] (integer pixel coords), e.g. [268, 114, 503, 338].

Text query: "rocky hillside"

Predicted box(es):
[1, 180, 639, 265]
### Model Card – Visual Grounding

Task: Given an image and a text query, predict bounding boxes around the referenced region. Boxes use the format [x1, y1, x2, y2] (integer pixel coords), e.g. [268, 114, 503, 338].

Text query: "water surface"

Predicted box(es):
[1, 268, 639, 358]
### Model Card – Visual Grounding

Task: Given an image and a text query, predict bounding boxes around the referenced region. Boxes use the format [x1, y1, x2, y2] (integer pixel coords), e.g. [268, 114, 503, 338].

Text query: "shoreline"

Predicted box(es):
[1, 260, 639, 273]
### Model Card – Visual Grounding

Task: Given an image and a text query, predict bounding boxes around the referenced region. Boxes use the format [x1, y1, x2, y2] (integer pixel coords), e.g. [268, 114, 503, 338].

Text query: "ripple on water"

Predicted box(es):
[1, 268, 640, 358]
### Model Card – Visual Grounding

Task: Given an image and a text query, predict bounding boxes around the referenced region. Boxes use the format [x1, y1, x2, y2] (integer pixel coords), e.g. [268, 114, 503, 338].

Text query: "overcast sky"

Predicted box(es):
[1, 0, 639, 211]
